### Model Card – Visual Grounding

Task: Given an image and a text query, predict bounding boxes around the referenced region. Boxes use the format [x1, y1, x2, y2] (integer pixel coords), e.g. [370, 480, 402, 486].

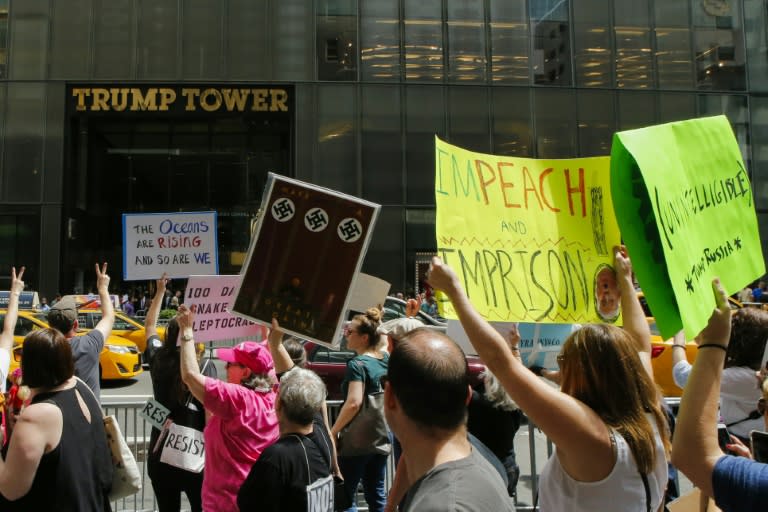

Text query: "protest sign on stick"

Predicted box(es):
[184, 275, 267, 343]
[435, 137, 622, 324]
[122, 211, 218, 280]
[232, 173, 380, 348]
[611, 115, 764, 340]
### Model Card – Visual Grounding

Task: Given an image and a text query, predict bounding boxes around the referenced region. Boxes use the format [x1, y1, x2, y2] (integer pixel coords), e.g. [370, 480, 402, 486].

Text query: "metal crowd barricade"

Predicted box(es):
[103, 401, 159, 512]
[104, 399, 559, 511]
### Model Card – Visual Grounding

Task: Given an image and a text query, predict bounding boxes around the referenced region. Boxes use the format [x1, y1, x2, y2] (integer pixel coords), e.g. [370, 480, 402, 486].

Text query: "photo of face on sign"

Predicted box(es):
[594, 264, 621, 323]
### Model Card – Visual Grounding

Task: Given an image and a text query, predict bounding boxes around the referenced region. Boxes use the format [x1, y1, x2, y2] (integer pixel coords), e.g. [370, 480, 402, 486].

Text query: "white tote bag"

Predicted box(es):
[160, 422, 205, 473]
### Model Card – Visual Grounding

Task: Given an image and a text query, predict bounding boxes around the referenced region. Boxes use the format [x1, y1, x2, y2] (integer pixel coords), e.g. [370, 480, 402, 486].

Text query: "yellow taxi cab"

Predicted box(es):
[75, 309, 166, 356]
[2, 309, 142, 382]
[641, 293, 742, 398]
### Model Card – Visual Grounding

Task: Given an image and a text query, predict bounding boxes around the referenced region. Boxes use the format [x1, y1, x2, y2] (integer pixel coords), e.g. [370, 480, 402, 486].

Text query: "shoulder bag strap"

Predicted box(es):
[74, 376, 104, 419]
[726, 409, 761, 428]
[291, 435, 313, 485]
[640, 471, 651, 512]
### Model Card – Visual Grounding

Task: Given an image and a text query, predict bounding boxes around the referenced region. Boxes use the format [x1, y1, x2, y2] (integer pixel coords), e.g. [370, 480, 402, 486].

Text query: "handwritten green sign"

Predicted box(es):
[611, 115, 764, 340]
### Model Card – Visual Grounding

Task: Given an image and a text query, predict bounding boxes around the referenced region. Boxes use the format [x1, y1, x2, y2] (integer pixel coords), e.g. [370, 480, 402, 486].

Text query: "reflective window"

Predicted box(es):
[0, 211, 40, 290]
[753, 98, 768, 209]
[182, 0, 223, 79]
[404, 0, 444, 82]
[577, 90, 615, 156]
[617, 91, 656, 130]
[691, 0, 745, 91]
[3, 83, 45, 202]
[361, 86, 402, 204]
[534, 89, 576, 157]
[272, 0, 313, 81]
[744, 0, 768, 91]
[93, 0, 135, 79]
[405, 208, 436, 287]
[50, 0, 91, 79]
[615, 27, 653, 89]
[44, 83, 65, 203]
[658, 93, 696, 123]
[654, 0, 693, 89]
[448, 87, 489, 153]
[655, 27, 694, 89]
[406, 85, 445, 204]
[573, 1, 612, 87]
[447, 0, 486, 83]
[227, 0, 269, 79]
[361, 0, 400, 81]
[317, 0, 357, 81]
[491, 88, 531, 156]
[0, 0, 7, 77]
[8, 0, 49, 79]
[698, 94, 749, 164]
[530, 0, 571, 85]
[314, 85, 357, 194]
[489, 0, 529, 83]
[137, 0, 178, 79]
[363, 206, 404, 295]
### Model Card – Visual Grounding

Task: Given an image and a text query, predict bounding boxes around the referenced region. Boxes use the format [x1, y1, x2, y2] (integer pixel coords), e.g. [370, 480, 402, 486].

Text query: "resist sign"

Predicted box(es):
[123, 212, 218, 280]
[185, 275, 267, 343]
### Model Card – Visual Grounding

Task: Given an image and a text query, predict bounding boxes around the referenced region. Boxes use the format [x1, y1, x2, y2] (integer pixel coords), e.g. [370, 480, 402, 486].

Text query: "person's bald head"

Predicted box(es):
[387, 327, 470, 431]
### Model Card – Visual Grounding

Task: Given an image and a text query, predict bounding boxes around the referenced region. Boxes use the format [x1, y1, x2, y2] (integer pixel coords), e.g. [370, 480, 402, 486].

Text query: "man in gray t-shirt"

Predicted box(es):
[385, 328, 514, 511]
[47, 263, 114, 398]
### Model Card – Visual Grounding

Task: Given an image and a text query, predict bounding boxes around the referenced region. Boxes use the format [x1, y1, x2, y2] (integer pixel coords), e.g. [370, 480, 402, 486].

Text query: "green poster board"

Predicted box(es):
[611, 115, 764, 340]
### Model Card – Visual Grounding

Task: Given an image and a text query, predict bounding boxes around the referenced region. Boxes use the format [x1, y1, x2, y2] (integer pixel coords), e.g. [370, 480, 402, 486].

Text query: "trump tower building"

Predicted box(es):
[0, 0, 766, 296]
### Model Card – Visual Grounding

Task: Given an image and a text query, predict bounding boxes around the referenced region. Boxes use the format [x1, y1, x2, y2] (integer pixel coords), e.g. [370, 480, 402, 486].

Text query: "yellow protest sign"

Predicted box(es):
[435, 137, 621, 324]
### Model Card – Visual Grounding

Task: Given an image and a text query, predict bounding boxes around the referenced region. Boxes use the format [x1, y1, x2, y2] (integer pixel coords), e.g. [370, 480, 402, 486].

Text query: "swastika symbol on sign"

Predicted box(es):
[338, 218, 363, 243]
[271, 198, 295, 222]
[304, 208, 329, 232]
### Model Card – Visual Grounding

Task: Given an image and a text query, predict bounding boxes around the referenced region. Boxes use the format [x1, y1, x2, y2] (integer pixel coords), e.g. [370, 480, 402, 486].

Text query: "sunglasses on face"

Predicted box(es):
[225, 362, 245, 370]
[344, 325, 357, 336]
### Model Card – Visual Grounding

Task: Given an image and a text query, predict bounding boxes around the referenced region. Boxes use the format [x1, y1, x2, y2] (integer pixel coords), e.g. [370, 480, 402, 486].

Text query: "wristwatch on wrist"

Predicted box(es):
[181, 331, 194, 342]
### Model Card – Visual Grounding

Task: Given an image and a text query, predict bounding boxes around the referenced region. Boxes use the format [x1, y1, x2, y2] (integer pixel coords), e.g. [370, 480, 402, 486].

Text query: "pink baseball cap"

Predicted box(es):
[216, 341, 274, 374]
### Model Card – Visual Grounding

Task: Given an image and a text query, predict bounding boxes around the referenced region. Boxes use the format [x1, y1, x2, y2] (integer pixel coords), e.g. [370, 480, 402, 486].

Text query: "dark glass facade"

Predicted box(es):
[0, 0, 766, 296]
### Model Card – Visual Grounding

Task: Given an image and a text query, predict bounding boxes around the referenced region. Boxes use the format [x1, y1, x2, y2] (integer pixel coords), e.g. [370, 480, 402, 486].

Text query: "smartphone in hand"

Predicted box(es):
[717, 423, 731, 452]
[750, 430, 768, 463]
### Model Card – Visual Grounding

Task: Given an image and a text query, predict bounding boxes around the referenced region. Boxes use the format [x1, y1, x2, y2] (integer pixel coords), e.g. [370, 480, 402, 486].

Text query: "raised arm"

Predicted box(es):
[144, 273, 168, 339]
[615, 247, 652, 358]
[177, 304, 206, 403]
[92, 263, 115, 341]
[1, 267, 25, 354]
[427, 256, 614, 482]
[266, 318, 295, 375]
[671, 278, 731, 497]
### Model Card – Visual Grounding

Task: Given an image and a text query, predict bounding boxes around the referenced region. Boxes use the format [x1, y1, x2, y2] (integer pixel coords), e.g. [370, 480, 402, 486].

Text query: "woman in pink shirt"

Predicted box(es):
[177, 305, 279, 511]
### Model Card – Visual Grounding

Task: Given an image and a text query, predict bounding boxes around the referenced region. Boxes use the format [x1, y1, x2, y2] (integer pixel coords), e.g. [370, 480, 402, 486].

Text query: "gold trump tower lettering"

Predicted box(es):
[71, 87, 289, 113]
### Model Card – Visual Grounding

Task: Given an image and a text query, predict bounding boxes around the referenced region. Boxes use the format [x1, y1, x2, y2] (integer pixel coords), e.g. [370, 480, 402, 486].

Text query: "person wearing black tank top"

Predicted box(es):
[0, 328, 112, 511]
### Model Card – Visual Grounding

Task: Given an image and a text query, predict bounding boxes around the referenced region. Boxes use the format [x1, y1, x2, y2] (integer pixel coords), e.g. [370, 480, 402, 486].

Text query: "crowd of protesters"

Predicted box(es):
[1, 247, 768, 511]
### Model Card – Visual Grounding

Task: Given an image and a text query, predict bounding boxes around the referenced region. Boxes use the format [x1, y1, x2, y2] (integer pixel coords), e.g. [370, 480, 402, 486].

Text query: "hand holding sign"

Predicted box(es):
[699, 278, 731, 349]
[427, 256, 462, 297]
[176, 304, 196, 336]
